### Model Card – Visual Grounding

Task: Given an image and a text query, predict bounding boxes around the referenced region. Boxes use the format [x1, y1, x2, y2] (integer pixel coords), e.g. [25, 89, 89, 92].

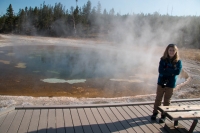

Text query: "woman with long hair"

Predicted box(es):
[151, 44, 182, 123]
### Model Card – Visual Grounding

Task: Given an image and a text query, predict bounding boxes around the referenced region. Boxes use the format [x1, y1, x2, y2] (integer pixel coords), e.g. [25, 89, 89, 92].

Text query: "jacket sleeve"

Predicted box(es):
[158, 59, 172, 76]
[165, 60, 182, 75]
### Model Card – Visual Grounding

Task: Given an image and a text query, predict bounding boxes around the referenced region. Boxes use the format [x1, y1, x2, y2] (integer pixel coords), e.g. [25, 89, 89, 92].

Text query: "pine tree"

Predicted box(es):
[17, 9, 25, 33]
[4, 4, 14, 32]
[76, 0, 78, 7]
[0, 15, 6, 31]
[97, 1, 101, 14]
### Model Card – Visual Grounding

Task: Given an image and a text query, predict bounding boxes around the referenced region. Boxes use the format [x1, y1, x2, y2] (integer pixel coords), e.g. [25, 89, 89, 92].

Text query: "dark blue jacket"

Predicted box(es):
[157, 58, 182, 88]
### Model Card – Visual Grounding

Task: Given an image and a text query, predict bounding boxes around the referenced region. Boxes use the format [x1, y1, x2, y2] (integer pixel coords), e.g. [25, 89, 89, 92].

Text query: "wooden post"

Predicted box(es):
[188, 119, 198, 133]
[174, 120, 178, 126]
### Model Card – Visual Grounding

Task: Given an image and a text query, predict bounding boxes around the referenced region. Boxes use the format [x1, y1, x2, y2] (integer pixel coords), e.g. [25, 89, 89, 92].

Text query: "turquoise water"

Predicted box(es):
[0, 45, 146, 79]
[0, 45, 188, 97]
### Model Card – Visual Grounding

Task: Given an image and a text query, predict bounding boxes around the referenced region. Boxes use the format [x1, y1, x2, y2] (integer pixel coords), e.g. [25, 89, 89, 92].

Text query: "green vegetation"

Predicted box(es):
[0, 1, 200, 48]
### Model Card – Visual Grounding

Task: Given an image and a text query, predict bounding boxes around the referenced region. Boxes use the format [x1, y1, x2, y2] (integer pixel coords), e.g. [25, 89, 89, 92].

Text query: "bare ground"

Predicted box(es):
[173, 59, 200, 99]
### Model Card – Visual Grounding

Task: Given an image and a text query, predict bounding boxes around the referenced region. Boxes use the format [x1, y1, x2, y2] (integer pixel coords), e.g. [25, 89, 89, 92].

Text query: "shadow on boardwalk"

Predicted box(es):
[27, 117, 167, 133]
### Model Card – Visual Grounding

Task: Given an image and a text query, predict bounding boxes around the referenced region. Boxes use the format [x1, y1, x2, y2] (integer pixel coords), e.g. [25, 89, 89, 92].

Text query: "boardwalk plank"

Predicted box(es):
[84, 108, 102, 133]
[128, 106, 154, 133]
[71, 108, 84, 133]
[18, 110, 33, 133]
[144, 104, 161, 121]
[1, 100, 200, 133]
[7, 110, 25, 133]
[177, 101, 200, 131]
[109, 107, 136, 133]
[97, 108, 119, 133]
[193, 101, 200, 105]
[174, 102, 200, 131]
[138, 105, 167, 133]
[77, 108, 93, 133]
[55, 109, 65, 133]
[117, 106, 144, 133]
[63, 109, 74, 133]
[91, 107, 110, 133]
[171, 102, 195, 130]
[190, 101, 200, 129]
[0, 110, 17, 133]
[190, 101, 200, 106]
[193, 102, 200, 129]
[147, 104, 185, 133]
[47, 109, 56, 133]
[104, 107, 128, 133]
[37, 109, 48, 133]
[159, 105, 200, 112]
[166, 111, 200, 119]
[153, 102, 192, 133]
[0, 113, 7, 127]
[188, 101, 200, 128]
[28, 109, 41, 133]
[148, 104, 176, 125]
[139, 105, 168, 133]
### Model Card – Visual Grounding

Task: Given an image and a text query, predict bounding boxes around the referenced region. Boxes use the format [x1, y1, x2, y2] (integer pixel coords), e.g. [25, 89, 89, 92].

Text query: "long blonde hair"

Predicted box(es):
[161, 44, 180, 63]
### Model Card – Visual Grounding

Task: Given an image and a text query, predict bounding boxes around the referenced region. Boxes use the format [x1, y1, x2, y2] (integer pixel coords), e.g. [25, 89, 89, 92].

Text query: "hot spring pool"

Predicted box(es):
[0, 45, 188, 98]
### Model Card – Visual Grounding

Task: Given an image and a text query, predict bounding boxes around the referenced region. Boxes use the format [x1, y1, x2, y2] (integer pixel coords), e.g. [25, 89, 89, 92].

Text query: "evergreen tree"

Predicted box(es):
[17, 9, 25, 33]
[109, 8, 115, 16]
[90, 7, 96, 24]
[0, 15, 6, 31]
[4, 4, 14, 32]
[76, 0, 78, 7]
[97, 1, 101, 14]
[33, 7, 39, 29]
[82, 0, 91, 26]
[53, 3, 64, 21]
[0, 1, 200, 48]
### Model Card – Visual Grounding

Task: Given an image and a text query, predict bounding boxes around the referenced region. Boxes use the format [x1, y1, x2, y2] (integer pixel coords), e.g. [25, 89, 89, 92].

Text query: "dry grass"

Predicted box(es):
[179, 48, 200, 62]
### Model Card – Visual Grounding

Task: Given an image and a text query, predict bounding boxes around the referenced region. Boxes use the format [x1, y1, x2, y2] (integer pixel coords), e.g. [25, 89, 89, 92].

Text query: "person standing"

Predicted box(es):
[151, 44, 182, 123]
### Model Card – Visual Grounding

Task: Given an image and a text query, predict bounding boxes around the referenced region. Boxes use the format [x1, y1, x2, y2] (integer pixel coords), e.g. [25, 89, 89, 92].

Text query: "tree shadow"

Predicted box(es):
[27, 116, 168, 133]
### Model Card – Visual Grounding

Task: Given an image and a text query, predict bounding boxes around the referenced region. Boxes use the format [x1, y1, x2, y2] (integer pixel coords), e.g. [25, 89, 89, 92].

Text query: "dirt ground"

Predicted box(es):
[0, 34, 200, 110]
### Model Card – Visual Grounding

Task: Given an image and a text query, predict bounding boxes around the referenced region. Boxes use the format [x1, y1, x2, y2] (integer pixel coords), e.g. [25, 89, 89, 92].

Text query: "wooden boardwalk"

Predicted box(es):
[0, 99, 200, 133]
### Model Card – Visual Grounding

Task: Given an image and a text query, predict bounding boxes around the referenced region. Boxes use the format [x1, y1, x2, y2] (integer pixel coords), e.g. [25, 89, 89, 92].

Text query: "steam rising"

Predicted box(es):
[0, 14, 190, 96]
[106, 15, 192, 47]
